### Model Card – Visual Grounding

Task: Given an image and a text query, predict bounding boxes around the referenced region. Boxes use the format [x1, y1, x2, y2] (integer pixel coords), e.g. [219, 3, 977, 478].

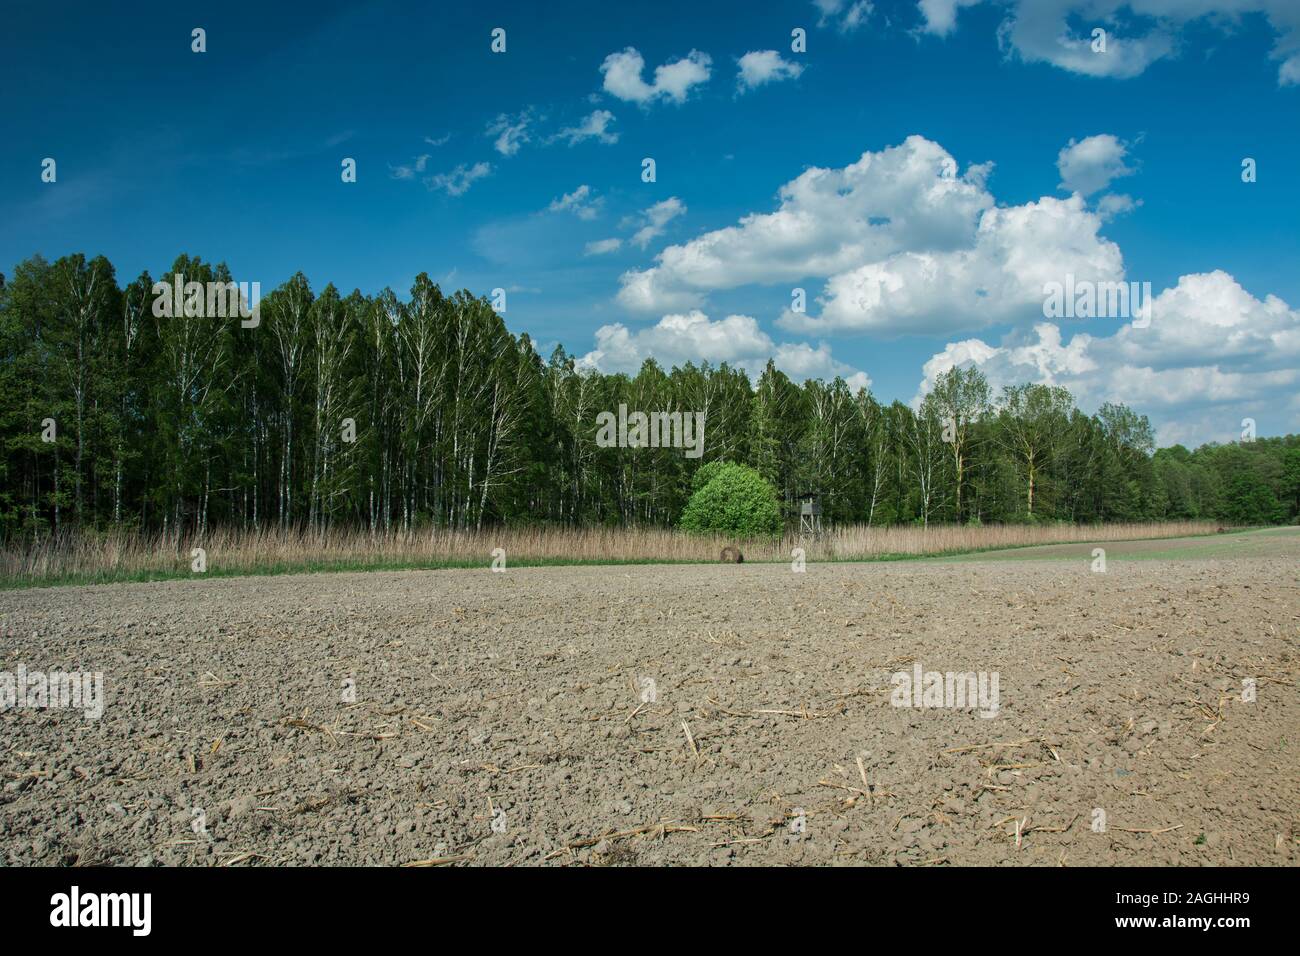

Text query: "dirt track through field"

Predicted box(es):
[1, 529, 1297, 866]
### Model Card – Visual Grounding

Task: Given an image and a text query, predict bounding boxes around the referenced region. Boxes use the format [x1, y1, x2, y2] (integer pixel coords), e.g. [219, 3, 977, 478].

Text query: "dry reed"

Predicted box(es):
[0, 520, 1220, 587]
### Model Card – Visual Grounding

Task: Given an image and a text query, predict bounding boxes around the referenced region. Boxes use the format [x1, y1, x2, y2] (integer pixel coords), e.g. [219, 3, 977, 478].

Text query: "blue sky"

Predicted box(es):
[2, 0, 1298, 445]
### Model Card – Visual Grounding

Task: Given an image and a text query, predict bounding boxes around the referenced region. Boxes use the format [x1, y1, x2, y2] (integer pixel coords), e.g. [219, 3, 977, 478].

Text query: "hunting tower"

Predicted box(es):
[798, 492, 823, 537]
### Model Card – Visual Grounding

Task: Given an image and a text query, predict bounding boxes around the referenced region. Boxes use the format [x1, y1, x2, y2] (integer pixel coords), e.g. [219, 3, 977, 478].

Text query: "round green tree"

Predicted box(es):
[679, 462, 782, 537]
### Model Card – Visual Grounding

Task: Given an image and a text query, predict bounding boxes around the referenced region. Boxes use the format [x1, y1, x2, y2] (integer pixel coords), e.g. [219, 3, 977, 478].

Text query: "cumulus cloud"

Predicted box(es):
[617, 135, 1124, 334]
[578, 310, 871, 390]
[918, 1, 1300, 87]
[548, 184, 601, 220]
[792, 193, 1124, 334]
[600, 47, 712, 105]
[1057, 134, 1136, 196]
[616, 268, 705, 313]
[737, 50, 805, 90]
[916, 271, 1300, 443]
[427, 162, 492, 196]
[618, 136, 991, 314]
[554, 109, 619, 145]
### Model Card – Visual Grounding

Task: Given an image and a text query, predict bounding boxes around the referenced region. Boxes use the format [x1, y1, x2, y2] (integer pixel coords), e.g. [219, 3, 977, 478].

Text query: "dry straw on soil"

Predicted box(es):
[1, 521, 1218, 585]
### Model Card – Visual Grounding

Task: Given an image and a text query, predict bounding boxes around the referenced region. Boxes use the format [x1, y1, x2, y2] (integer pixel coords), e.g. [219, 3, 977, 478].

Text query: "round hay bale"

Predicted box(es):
[720, 546, 744, 564]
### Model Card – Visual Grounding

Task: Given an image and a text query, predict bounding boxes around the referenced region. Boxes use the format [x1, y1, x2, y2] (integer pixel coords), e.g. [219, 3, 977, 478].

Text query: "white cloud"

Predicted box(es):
[390, 154, 430, 180]
[600, 47, 712, 105]
[919, 1, 1300, 87]
[427, 162, 492, 196]
[916, 271, 1300, 442]
[1282, 55, 1300, 85]
[771, 340, 873, 393]
[618, 136, 995, 315]
[424, 133, 452, 147]
[1096, 192, 1141, 221]
[548, 184, 601, 220]
[997, 4, 1175, 79]
[554, 109, 620, 145]
[578, 310, 871, 389]
[1057, 134, 1136, 196]
[813, 0, 874, 32]
[618, 135, 1123, 334]
[917, 323, 1098, 401]
[1107, 270, 1300, 370]
[585, 238, 624, 256]
[584, 311, 770, 370]
[628, 197, 687, 249]
[650, 52, 714, 102]
[916, 0, 982, 36]
[737, 50, 805, 90]
[486, 111, 534, 157]
[790, 193, 1124, 335]
[616, 268, 705, 313]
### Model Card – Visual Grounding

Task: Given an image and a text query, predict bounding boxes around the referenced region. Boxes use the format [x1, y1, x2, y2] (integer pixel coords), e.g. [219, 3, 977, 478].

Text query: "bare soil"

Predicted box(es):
[1, 529, 1296, 866]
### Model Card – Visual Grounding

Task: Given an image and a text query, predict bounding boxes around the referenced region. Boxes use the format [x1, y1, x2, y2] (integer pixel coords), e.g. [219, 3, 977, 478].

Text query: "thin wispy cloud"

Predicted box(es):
[918, 0, 1300, 86]
[390, 154, 431, 180]
[548, 184, 602, 220]
[628, 197, 687, 249]
[813, 0, 873, 32]
[427, 161, 492, 196]
[486, 110, 535, 157]
[553, 109, 620, 145]
[585, 237, 623, 256]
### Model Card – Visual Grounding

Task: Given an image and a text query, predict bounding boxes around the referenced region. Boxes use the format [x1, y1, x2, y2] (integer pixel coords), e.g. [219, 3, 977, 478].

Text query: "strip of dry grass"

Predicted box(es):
[0, 521, 1221, 587]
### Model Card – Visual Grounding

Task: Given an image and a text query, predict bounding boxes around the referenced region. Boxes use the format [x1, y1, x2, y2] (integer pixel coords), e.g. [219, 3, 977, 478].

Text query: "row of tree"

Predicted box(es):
[1, 253, 1296, 539]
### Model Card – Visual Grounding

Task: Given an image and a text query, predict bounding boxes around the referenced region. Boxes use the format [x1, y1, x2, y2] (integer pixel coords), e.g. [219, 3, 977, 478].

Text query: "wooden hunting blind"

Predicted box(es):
[798, 491, 823, 537]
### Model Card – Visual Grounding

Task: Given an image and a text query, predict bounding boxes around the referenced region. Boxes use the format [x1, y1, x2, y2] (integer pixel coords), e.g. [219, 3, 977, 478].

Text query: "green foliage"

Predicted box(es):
[690, 459, 728, 493]
[0, 251, 1296, 539]
[1221, 469, 1284, 525]
[679, 462, 782, 537]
